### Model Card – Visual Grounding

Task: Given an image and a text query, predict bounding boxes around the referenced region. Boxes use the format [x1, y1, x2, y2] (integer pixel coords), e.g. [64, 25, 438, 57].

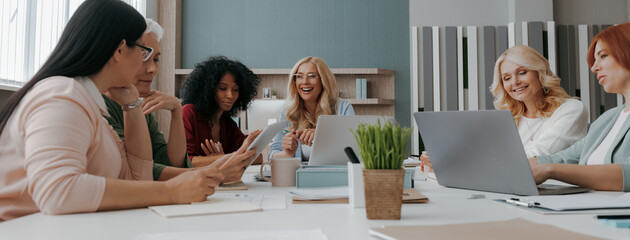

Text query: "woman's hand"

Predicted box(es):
[282, 130, 299, 156]
[201, 139, 224, 156]
[297, 128, 316, 146]
[419, 152, 433, 173]
[164, 166, 224, 203]
[531, 163, 553, 185]
[107, 84, 140, 106]
[212, 130, 261, 183]
[141, 90, 182, 115]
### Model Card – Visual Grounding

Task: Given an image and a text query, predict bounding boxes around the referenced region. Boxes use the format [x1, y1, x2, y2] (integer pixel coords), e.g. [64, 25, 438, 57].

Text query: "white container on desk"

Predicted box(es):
[348, 162, 365, 208]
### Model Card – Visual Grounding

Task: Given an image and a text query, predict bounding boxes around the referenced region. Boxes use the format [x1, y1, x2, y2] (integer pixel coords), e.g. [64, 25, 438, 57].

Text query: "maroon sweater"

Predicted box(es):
[182, 104, 246, 157]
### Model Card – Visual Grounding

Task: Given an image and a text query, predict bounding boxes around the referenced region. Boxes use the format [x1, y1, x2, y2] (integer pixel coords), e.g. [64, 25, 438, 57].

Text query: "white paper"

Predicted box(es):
[289, 186, 349, 200]
[213, 193, 287, 210]
[149, 198, 261, 218]
[136, 229, 329, 240]
[503, 193, 630, 211]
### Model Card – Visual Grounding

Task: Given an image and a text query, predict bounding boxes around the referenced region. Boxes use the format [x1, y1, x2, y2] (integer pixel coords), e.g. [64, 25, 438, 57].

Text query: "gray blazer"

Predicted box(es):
[538, 105, 630, 192]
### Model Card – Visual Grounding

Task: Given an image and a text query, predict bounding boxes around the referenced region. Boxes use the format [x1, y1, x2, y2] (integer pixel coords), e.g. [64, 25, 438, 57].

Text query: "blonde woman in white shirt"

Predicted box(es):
[490, 45, 588, 158]
[421, 45, 587, 170]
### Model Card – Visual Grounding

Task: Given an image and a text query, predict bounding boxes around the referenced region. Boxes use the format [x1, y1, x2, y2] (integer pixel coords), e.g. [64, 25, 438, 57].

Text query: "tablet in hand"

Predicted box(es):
[246, 120, 287, 165]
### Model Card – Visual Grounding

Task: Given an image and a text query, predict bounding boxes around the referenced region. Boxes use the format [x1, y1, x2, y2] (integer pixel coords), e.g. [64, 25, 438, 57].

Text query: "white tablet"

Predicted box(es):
[246, 120, 287, 165]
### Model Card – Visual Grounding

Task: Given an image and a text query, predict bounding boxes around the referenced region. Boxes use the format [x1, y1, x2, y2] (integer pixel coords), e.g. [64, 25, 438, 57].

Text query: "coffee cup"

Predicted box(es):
[260, 157, 301, 187]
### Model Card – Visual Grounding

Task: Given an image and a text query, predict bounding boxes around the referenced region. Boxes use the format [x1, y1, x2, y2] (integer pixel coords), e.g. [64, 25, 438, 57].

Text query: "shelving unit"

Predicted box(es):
[175, 68, 395, 130]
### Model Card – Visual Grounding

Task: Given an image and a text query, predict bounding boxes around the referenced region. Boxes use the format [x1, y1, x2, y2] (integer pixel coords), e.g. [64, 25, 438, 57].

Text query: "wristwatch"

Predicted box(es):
[121, 99, 142, 111]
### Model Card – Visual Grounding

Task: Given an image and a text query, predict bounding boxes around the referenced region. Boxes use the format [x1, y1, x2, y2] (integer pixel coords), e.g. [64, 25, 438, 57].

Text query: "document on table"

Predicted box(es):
[289, 186, 348, 200]
[213, 193, 287, 210]
[498, 193, 630, 213]
[149, 198, 261, 218]
[136, 229, 328, 240]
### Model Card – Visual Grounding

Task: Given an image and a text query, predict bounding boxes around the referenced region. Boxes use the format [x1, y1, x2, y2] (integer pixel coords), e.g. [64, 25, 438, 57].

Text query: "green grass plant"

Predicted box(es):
[351, 120, 413, 170]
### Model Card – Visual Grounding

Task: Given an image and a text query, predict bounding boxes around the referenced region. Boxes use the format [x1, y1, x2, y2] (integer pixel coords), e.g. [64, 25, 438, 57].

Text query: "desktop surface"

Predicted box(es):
[0, 174, 627, 240]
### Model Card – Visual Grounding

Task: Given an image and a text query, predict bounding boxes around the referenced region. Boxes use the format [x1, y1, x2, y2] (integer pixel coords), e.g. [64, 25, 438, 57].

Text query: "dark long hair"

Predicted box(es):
[180, 56, 260, 123]
[0, 0, 146, 135]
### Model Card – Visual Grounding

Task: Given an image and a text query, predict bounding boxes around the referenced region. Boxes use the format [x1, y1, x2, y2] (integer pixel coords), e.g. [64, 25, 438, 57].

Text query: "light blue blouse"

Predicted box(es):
[268, 99, 355, 161]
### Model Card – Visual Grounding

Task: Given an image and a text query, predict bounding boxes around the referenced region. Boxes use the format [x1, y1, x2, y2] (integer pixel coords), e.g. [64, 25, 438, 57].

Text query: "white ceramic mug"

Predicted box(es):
[260, 157, 301, 187]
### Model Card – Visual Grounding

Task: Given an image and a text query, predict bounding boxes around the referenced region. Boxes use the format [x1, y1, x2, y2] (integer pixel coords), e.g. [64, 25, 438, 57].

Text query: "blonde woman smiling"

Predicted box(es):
[421, 46, 587, 171]
[269, 57, 354, 161]
[490, 45, 588, 158]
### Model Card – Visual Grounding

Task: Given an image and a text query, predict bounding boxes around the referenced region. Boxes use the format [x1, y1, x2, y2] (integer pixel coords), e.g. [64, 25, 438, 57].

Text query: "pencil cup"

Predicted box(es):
[348, 162, 365, 208]
[261, 157, 301, 187]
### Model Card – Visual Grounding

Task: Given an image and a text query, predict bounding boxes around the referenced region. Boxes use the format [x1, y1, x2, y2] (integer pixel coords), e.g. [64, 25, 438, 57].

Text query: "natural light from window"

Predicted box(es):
[0, 0, 145, 90]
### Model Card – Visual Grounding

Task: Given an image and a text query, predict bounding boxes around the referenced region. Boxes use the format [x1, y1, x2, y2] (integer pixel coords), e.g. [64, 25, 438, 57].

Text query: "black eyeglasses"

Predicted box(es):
[134, 43, 154, 62]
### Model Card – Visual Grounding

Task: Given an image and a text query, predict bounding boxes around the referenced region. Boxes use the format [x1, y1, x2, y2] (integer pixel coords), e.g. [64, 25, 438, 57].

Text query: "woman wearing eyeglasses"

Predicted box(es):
[0, 0, 224, 221]
[179, 56, 263, 182]
[269, 57, 355, 161]
[102, 20, 259, 182]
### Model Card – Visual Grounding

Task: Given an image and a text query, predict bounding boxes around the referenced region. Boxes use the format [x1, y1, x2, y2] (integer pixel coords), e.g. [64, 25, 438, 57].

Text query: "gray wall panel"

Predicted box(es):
[445, 27, 458, 110]
[422, 27, 433, 112]
[557, 25, 570, 93]
[497, 26, 508, 56]
[529, 22, 545, 55]
[568, 25, 577, 96]
[483, 26, 496, 110]
[591, 25, 601, 117]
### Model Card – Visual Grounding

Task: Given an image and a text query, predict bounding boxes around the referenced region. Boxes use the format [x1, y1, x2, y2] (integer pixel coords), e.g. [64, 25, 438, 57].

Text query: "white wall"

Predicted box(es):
[554, 0, 627, 25]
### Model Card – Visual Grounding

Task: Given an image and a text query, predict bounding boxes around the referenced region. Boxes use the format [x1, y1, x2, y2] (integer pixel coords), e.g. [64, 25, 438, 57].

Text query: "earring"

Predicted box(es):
[543, 87, 549, 94]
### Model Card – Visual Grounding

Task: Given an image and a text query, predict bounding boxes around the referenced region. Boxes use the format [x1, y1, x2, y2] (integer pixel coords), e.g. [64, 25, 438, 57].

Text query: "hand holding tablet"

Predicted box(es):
[246, 120, 288, 166]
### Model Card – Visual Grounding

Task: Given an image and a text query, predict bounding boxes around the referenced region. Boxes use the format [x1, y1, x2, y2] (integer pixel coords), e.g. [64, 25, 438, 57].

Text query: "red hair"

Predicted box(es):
[588, 23, 630, 71]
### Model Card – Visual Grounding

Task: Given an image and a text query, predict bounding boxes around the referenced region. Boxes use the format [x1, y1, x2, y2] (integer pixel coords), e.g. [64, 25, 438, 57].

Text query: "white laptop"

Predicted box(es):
[413, 110, 591, 196]
[308, 115, 396, 166]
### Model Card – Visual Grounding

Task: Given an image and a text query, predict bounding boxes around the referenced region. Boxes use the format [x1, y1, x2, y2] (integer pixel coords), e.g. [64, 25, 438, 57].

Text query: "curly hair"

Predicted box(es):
[180, 56, 260, 123]
[490, 45, 572, 126]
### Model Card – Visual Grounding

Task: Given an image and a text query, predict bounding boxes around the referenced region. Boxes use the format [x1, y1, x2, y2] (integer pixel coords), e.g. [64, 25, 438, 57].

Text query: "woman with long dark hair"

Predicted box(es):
[0, 0, 242, 221]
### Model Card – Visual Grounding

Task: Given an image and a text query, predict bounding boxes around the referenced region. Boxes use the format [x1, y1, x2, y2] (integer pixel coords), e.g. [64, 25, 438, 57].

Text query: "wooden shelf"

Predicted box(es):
[344, 98, 394, 105]
[174, 67, 395, 119]
[175, 68, 394, 76]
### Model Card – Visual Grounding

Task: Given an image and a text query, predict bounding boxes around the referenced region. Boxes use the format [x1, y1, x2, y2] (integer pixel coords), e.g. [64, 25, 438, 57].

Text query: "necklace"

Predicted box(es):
[523, 116, 544, 142]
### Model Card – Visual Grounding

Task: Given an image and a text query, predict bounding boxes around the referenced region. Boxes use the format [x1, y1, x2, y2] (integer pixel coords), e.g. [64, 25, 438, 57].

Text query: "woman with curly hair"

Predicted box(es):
[490, 45, 587, 158]
[269, 57, 355, 161]
[180, 56, 262, 169]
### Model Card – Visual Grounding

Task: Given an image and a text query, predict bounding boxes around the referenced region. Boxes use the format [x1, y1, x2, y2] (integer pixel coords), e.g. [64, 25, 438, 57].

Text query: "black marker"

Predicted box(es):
[344, 147, 361, 164]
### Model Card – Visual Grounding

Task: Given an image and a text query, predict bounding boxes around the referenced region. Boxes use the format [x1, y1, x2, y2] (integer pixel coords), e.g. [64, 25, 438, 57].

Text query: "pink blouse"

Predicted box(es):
[0, 76, 153, 221]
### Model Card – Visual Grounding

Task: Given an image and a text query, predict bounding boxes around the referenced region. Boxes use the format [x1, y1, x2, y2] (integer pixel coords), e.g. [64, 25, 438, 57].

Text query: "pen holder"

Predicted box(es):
[348, 162, 365, 208]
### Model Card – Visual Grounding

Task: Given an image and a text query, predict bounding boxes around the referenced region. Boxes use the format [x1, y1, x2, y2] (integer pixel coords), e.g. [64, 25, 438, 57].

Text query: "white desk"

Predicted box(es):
[1, 174, 629, 239]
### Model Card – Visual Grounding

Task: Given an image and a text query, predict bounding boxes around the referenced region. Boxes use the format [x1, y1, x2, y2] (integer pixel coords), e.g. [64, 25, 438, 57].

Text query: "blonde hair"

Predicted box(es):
[490, 45, 572, 126]
[285, 57, 339, 130]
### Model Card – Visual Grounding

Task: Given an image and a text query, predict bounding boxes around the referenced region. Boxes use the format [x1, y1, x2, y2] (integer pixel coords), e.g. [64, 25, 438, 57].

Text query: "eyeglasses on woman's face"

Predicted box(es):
[293, 73, 320, 82]
[134, 42, 154, 62]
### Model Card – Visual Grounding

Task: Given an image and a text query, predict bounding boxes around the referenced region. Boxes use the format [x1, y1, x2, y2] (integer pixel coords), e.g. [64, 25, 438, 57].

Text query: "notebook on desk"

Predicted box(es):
[414, 110, 591, 196]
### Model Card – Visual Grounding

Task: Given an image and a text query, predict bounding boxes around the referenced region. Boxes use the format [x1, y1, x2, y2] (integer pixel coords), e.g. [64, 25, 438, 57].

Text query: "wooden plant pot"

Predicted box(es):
[362, 169, 404, 220]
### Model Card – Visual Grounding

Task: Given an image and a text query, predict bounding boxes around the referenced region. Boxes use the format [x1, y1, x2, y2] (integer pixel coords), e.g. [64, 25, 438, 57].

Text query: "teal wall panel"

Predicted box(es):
[181, 0, 411, 126]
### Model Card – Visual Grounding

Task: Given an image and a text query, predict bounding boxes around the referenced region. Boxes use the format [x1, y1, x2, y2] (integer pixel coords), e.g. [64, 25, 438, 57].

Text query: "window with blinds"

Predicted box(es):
[0, 0, 145, 89]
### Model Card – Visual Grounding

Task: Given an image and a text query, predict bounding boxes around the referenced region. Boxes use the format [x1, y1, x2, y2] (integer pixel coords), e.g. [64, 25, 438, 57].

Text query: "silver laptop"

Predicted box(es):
[308, 115, 396, 166]
[413, 110, 591, 196]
